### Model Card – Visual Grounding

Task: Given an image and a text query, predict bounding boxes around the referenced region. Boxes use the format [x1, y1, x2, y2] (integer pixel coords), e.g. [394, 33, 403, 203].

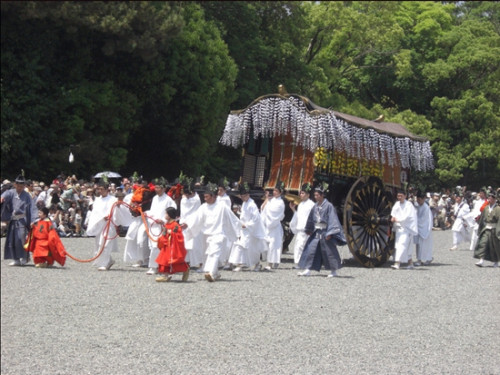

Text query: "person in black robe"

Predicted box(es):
[474, 188, 499, 267]
[298, 183, 346, 277]
[1, 175, 37, 266]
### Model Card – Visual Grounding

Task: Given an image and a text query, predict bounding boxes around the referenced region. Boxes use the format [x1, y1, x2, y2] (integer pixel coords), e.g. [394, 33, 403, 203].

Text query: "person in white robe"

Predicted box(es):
[217, 178, 233, 268]
[289, 183, 315, 268]
[467, 189, 486, 251]
[112, 191, 133, 229]
[414, 191, 433, 265]
[110, 190, 139, 263]
[259, 190, 271, 263]
[436, 194, 448, 229]
[122, 182, 151, 268]
[450, 193, 471, 251]
[182, 183, 240, 282]
[390, 190, 418, 269]
[261, 182, 285, 270]
[86, 182, 118, 270]
[228, 184, 267, 271]
[217, 179, 232, 209]
[179, 183, 204, 269]
[145, 179, 177, 275]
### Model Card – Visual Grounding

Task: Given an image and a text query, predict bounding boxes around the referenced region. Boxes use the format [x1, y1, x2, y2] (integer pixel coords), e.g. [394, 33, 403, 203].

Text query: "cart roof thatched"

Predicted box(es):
[220, 93, 434, 171]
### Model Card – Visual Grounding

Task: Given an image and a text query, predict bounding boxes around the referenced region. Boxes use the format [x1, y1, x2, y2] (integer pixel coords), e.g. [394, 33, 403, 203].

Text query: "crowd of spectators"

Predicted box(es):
[0, 174, 494, 242]
[406, 185, 492, 231]
[1, 174, 131, 238]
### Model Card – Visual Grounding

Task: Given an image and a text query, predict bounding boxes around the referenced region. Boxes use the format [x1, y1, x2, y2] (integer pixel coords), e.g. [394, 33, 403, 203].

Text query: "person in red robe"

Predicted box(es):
[155, 207, 189, 282]
[25, 207, 66, 267]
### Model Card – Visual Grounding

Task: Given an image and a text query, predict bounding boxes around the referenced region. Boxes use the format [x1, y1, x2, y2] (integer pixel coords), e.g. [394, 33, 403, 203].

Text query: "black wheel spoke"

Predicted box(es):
[344, 176, 394, 267]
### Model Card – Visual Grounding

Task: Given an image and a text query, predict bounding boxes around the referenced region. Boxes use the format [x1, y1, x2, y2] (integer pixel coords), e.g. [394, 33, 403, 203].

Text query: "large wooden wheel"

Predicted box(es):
[343, 176, 394, 267]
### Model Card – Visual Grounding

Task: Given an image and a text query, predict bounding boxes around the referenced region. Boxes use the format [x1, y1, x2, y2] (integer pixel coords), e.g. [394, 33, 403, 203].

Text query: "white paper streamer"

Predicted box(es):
[220, 96, 434, 171]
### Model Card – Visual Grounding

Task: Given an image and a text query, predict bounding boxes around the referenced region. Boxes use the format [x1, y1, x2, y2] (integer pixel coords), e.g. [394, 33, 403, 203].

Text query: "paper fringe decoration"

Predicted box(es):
[220, 96, 434, 171]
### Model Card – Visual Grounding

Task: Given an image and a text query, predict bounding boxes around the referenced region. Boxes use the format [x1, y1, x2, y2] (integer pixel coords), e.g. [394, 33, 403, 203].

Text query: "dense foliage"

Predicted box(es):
[1, 1, 499, 189]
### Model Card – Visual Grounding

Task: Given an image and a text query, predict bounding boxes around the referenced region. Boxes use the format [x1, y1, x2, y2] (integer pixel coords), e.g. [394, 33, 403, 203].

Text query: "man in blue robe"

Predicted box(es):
[1, 175, 38, 266]
[298, 183, 346, 277]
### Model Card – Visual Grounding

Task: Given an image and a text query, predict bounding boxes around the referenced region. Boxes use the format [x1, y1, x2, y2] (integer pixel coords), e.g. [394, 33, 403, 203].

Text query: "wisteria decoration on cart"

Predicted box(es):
[220, 96, 434, 172]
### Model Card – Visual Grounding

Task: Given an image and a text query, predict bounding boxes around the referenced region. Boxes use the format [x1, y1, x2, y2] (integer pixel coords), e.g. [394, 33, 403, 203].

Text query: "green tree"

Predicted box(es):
[201, 1, 315, 106]
[200, 1, 316, 182]
[1, 1, 184, 180]
[125, 3, 238, 180]
[302, 1, 406, 108]
[2, 2, 239, 182]
[424, 8, 500, 186]
[301, 1, 499, 188]
[3, 1, 499, 190]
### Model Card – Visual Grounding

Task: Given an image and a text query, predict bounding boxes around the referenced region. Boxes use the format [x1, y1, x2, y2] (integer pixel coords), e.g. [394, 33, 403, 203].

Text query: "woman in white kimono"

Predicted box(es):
[122, 180, 152, 268]
[182, 183, 240, 282]
[450, 193, 471, 251]
[414, 190, 433, 265]
[228, 183, 267, 271]
[145, 179, 177, 275]
[86, 182, 118, 271]
[261, 181, 285, 270]
[289, 183, 315, 268]
[179, 182, 204, 269]
[111, 191, 134, 262]
[216, 178, 233, 268]
[467, 189, 486, 251]
[390, 189, 418, 269]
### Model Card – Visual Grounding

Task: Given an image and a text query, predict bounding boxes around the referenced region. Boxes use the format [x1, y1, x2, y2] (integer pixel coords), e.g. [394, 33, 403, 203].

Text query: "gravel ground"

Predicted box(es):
[1, 230, 499, 375]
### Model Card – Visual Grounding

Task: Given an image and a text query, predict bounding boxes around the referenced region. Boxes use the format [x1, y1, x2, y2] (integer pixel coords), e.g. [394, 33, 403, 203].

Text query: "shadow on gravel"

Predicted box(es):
[13, 264, 68, 271]
[150, 278, 252, 284]
[415, 262, 452, 267]
[379, 265, 432, 271]
[340, 259, 369, 268]
[341, 258, 453, 269]
[120, 268, 152, 273]
[296, 274, 355, 279]
[330, 275, 354, 279]
[206, 279, 247, 283]
[390, 268, 429, 271]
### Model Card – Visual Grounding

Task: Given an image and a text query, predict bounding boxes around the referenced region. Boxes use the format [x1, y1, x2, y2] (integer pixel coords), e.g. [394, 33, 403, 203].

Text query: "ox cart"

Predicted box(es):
[220, 88, 434, 267]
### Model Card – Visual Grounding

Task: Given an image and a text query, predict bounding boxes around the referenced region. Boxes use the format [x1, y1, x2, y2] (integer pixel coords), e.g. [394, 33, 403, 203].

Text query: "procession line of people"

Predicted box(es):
[2, 174, 499, 279]
[390, 187, 499, 269]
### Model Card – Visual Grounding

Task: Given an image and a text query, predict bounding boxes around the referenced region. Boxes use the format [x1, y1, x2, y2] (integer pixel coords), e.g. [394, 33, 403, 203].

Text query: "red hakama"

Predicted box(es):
[156, 221, 189, 274]
[25, 219, 66, 266]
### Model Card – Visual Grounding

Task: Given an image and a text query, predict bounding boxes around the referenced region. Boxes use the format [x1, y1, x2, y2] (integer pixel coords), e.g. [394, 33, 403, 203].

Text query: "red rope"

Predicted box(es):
[65, 200, 163, 263]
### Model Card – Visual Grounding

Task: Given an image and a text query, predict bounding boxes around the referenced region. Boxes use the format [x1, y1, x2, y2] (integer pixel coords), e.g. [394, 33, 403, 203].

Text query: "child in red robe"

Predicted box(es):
[25, 207, 66, 267]
[155, 207, 190, 282]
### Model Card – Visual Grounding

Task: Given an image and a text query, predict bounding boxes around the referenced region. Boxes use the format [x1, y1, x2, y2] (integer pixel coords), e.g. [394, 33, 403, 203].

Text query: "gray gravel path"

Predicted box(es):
[1, 230, 499, 375]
